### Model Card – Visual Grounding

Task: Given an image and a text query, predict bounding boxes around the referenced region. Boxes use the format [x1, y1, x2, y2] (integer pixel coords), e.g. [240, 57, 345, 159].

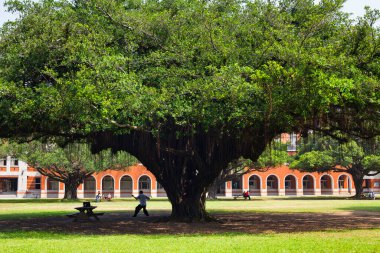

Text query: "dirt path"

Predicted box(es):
[1, 211, 379, 235]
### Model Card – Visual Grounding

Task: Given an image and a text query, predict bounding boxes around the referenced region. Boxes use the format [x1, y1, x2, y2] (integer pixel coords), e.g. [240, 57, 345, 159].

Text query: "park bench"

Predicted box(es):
[233, 195, 245, 200]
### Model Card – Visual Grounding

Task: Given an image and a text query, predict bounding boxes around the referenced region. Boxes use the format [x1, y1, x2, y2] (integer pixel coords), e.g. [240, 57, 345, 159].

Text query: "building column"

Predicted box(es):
[314, 188, 321, 196]
[59, 193, 65, 199]
[77, 190, 84, 199]
[225, 181, 232, 197]
[278, 189, 285, 196]
[150, 180, 158, 197]
[151, 189, 157, 198]
[40, 190, 47, 198]
[113, 190, 121, 198]
[6, 156, 11, 173]
[260, 188, 267, 197]
[133, 179, 139, 196]
[296, 189, 303, 196]
[16, 161, 28, 198]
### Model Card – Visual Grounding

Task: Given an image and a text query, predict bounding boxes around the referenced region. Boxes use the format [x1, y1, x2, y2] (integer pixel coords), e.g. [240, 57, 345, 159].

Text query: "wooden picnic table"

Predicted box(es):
[67, 205, 104, 221]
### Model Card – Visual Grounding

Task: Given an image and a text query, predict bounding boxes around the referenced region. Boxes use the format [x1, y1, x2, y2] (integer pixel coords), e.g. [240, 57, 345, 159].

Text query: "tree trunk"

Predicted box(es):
[167, 190, 207, 221]
[90, 127, 270, 221]
[348, 164, 366, 199]
[63, 181, 80, 199]
[350, 172, 364, 198]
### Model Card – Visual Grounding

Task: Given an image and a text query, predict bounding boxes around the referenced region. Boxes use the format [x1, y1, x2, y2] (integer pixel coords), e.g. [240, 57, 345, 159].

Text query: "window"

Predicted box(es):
[303, 176, 313, 189]
[140, 181, 149, 189]
[285, 176, 295, 189]
[374, 182, 379, 188]
[11, 159, 18, 166]
[35, 178, 41, 190]
[338, 176, 346, 189]
[0, 178, 18, 192]
[139, 176, 151, 190]
[0, 159, 6, 166]
[249, 176, 260, 190]
[339, 180, 344, 189]
[267, 180, 275, 189]
[120, 176, 133, 190]
[267, 176, 277, 189]
[249, 180, 257, 188]
[47, 178, 59, 190]
[232, 178, 241, 189]
[321, 180, 328, 189]
[84, 177, 96, 191]
[102, 176, 114, 191]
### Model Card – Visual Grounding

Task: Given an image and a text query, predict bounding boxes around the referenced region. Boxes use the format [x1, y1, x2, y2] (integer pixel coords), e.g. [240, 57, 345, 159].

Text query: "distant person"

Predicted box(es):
[243, 191, 251, 200]
[95, 191, 101, 202]
[106, 193, 112, 201]
[132, 190, 150, 217]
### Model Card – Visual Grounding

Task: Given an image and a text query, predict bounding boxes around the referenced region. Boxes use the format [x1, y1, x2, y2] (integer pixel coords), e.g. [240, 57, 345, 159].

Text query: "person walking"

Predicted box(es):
[132, 190, 150, 217]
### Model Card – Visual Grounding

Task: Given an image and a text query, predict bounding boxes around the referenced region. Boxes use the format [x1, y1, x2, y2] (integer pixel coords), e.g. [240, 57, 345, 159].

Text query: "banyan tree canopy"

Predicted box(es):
[0, 0, 379, 219]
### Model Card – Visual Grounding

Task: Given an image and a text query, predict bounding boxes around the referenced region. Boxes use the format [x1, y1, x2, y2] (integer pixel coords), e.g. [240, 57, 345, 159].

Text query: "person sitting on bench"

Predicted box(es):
[243, 191, 251, 200]
[104, 193, 112, 201]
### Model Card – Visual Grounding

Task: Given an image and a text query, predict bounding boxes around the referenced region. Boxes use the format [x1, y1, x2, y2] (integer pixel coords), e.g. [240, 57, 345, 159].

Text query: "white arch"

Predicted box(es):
[119, 174, 133, 191]
[320, 174, 334, 189]
[266, 174, 280, 189]
[248, 174, 263, 189]
[284, 174, 298, 189]
[100, 174, 115, 191]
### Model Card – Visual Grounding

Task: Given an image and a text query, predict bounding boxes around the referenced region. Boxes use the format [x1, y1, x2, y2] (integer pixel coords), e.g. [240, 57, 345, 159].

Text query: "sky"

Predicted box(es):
[1, 0, 380, 25]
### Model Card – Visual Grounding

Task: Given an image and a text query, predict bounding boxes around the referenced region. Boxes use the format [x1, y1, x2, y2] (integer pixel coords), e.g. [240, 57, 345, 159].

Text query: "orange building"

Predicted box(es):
[1, 156, 379, 199]
[1, 132, 379, 199]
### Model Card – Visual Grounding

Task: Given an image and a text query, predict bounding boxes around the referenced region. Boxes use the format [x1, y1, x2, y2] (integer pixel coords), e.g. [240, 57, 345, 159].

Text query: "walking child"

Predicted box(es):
[132, 190, 150, 217]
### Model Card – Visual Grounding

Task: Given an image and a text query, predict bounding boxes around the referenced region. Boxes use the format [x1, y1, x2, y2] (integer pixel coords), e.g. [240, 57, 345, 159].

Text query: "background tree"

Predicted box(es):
[208, 141, 290, 199]
[2, 140, 137, 199]
[290, 135, 380, 197]
[0, 0, 379, 220]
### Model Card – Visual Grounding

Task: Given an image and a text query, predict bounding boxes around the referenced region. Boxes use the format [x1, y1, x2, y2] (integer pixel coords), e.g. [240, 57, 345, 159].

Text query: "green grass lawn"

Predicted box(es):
[0, 198, 379, 252]
[1, 229, 379, 253]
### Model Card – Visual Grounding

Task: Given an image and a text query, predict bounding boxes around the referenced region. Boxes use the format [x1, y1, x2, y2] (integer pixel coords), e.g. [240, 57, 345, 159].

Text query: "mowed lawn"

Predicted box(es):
[0, 198, 379, 252]
[0, 197, 379, 219]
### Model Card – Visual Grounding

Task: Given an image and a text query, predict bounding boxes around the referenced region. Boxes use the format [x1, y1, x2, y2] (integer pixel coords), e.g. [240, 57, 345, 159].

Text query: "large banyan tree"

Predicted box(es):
[0, 0, 379, 220]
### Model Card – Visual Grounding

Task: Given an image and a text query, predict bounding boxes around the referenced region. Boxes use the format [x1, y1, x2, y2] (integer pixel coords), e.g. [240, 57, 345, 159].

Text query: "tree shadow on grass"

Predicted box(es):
[0, 210, 379, 235]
